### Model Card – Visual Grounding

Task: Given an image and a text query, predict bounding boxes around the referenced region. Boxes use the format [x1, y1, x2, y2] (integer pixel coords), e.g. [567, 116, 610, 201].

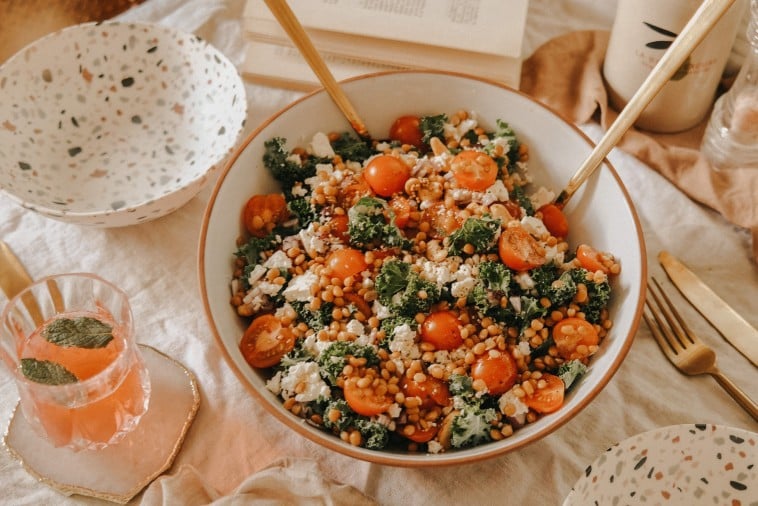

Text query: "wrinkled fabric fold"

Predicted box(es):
[520, 30, 758, 261]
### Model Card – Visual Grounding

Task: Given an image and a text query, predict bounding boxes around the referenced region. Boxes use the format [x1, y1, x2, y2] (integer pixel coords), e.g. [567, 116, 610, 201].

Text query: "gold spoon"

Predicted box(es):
[262, 0, 371, 142]
[555, 0, 736, 207]
[263, 0, 734, 206]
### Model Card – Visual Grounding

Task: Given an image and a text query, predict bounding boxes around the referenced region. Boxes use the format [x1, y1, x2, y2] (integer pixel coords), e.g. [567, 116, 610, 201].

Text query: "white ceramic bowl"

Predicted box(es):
[0, 21, 247, 227]
[199, 70, 647, 466]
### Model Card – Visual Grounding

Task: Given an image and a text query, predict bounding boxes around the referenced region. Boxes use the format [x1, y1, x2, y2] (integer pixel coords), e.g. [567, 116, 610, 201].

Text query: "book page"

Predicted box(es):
[241, 40, 406, 91]
[245, 0, 528, 57]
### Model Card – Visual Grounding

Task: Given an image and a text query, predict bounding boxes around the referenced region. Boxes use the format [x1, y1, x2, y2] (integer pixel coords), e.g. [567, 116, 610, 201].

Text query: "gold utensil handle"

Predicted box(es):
[556, 0, 737, 206]
[262, 0, 371, 142]
[711, 369, 758, 422]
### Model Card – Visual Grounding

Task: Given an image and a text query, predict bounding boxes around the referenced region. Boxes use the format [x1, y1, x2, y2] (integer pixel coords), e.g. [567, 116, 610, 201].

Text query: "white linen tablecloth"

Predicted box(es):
[1, 1, 756, 505]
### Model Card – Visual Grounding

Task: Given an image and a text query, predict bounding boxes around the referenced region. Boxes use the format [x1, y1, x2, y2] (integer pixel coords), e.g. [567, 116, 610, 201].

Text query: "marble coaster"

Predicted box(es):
[3, 345, 200, 504]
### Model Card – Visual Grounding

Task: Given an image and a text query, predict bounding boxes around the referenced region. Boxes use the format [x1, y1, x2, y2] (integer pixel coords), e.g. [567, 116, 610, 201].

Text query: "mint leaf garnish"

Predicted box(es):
[20, 358, 78, 385]
[42, 316, 114, 348]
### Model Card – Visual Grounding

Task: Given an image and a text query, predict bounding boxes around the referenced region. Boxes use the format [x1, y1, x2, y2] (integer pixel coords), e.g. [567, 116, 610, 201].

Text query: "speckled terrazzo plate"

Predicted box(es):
[0, 21, 247, 227]
[563, 424, 758, 506]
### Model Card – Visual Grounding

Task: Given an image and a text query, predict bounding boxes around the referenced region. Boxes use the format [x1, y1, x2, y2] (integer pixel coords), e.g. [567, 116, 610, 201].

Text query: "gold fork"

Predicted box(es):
[644, 277, 758, 422]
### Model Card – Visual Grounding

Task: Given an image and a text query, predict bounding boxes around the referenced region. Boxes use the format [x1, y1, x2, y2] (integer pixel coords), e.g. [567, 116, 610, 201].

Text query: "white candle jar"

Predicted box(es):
[603, 0, 746, 133]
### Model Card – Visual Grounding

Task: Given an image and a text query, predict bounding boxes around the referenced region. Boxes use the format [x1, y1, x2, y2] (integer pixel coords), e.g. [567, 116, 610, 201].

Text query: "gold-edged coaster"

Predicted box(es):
[3, 345, 200, 503]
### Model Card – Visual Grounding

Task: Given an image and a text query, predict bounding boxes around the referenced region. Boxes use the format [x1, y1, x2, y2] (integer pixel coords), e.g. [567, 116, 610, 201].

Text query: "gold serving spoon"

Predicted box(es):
[262, 0, 371, 142]
[262, 0, 734, 206]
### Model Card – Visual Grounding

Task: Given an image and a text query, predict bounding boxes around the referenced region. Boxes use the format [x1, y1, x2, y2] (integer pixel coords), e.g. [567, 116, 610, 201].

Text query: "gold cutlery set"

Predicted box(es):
[645, 251, 758, 422]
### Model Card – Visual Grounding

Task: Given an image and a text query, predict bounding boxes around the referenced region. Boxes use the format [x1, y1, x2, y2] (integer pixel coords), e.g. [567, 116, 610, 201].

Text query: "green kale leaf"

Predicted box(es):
[347, 197, 410, 249]
[447, 215, 501, 256]
[419, 114, 448, 144]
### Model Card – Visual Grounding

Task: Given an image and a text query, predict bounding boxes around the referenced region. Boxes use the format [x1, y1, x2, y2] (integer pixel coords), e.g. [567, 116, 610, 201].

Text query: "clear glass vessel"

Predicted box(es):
[701, 0, 758, 169]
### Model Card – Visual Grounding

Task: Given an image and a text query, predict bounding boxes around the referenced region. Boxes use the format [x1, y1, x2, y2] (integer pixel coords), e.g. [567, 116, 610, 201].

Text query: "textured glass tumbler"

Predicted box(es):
[1, 273, 151, 451]
[701, 0, 758, 169]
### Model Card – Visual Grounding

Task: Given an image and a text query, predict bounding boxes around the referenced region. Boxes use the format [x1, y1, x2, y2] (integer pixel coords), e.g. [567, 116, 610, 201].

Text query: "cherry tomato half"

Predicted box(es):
[524, 373, 565, 414]
[240, 314, 295, 369]
[402, 424, 439, 443]
[389, 196, 412, 228]
[326, 248, 368, 280]
[538, 203, 569, 238]
[422, 202, 463, 239]
[327, 214, 349, 242]
[420, 311, 463, 351]
[243, 193, 288, 237]
[401, 374, 451, 409]
[552, 317, 600, 360]
[470, 353, 518, 396]
[389, 115, 424, 150]
[364, 155, 410, 197]
[343, 377, 392, 416]
[498, 225, 547, 271]
[450, 150, 499, 192]
[576, 244, 611, 274]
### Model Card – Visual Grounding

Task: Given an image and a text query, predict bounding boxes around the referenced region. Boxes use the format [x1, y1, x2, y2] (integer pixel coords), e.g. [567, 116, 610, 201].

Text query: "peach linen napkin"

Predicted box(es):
[520, 30, 758, 262]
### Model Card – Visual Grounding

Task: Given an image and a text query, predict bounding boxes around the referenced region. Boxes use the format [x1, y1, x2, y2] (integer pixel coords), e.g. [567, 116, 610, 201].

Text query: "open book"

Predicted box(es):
[241, 0, 529, 91]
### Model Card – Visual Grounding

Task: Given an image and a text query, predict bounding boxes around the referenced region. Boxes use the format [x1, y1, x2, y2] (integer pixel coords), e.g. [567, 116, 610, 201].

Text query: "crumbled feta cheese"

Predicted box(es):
[247, 264, 267, 286]
[286, 153, 302, 165]
[282, 271, 318, 302]
[388, 324, 421, 359]
[299, 223, 327, 258]
[264, 250, 292, 271]
[291, 183, 308, 197]
[302, 334, 332, 359]
[309, 132, 335, 158]
[529, 186, 555, 210]
[521, 215, 549, 238]
[266, 371, 282, 395]
[483, 180, 509, 203]
[513, 272, 535, 291]
[451, 188, 472, 203]
[372, 300, 391, 319]
[418, 258, 457, 288]
[518, 340, 531, 357]
[387, 403, 402, 418]
[279, 362, 331, 402]
[450, 277, 476, 298]
[499, 389, 530, 421]
[427, 440, 443, 454]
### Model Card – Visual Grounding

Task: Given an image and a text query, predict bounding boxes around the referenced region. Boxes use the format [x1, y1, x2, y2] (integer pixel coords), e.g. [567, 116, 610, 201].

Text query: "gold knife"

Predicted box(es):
[659, 250, 758, 367]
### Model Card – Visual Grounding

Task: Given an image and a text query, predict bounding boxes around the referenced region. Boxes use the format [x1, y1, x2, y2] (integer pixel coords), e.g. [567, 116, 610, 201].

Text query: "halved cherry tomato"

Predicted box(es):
[364, 155, 410, 197]
[450, 150, 499, 191]
[343, 377, 392, 416]
[422, 201, 463, 239]
[388, 196, 412, 228]
[420, 311, 463, 351]
[402, 424, 439, 443]
[339, 175, 372, 208]
[243, 193, 288, 237]
[401, 375, 451, 409]
[552, 317, 600, 360]
[498, 225, 547, 271]
[470, 353, 518, 396]
[538, 203, 569, 238]
[576, 244, 611, 274]
[389, 115, 424, 150]
[239, 314, 295, 368]
[343, 292, 372, 319]
[524, 373, 565, 414]
[326, 248, 368, 280]
[327, 214, 349, 242]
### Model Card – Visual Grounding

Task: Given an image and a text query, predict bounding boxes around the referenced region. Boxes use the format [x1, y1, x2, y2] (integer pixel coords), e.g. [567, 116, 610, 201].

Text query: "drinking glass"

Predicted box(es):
[0, 273, 151, 451]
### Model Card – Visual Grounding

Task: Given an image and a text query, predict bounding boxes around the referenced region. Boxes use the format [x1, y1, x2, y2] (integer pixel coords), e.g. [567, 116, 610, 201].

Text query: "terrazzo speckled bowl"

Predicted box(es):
[199, 71, 647, 466]
[0, 21, 247, 227]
